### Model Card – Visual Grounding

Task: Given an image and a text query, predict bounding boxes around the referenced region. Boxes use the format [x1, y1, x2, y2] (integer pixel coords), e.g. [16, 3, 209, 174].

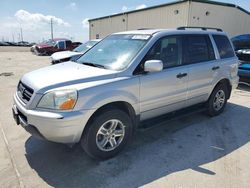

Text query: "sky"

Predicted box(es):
[0, 0, 249, 43]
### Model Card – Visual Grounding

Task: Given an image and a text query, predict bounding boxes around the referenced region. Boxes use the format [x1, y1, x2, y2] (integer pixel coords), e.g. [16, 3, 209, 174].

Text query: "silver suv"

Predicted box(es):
[12, 27, 239, 159]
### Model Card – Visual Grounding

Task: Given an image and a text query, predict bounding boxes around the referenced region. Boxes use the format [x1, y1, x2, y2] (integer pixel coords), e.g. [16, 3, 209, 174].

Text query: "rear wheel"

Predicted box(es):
[207, 84, 228, 116]
[81, 109, 133, 159]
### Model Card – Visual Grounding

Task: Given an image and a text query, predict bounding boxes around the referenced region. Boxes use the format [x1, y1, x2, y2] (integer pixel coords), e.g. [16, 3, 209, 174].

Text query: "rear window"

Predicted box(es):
[213, 35, 235, 59]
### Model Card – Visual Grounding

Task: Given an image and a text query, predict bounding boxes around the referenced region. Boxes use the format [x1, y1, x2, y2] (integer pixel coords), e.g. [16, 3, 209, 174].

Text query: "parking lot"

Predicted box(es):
[0, 46, 250, 188]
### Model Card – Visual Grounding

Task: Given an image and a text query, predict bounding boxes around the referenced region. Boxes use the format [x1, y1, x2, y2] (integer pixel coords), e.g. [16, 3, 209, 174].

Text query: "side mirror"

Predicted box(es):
[144, 60, 163, 73]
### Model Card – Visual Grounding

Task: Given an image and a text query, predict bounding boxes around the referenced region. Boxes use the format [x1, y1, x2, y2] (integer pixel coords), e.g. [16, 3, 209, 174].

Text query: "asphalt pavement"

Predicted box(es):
[0, 48, 250, 188]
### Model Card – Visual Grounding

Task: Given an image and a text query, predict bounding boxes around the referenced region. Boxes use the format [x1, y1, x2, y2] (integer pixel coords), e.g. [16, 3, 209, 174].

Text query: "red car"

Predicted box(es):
[32, 38, 81, 55]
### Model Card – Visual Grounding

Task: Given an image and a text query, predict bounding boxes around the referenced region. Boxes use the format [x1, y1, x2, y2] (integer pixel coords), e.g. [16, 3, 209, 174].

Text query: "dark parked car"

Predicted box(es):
[33, 38, 81, 56]
[238, 61, 250, 83]
[231, 34, 250, 82]
[0, 42, 10, 46]
[231, 34, 250, 61]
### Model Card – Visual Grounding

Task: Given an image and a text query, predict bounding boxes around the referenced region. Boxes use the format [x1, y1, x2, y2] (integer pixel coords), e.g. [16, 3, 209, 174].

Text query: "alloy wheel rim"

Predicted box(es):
[96, 119, 125, 151]
[213, 89, 225, 111]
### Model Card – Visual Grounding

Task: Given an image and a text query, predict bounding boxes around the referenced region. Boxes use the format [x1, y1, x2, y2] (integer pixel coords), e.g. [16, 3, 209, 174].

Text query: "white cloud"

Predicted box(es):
[135, 4, 147, 10]
[15, 10, 70, 27]
[68, 2, 77, 10]
[121, 4, 147, 12]
[82, 18, 89, 28]
[122, 6, 128, 12]
[0, 10, 74, 42]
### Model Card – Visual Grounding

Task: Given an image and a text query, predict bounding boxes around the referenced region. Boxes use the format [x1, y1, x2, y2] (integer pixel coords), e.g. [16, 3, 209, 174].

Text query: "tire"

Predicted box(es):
[207, 84, 228, 116]
[81, 109, 133, 159]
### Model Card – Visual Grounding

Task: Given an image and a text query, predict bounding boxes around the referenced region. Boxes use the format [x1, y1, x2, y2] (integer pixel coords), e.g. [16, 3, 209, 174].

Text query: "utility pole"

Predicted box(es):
[20, 27, 23, 42]
[50, 18, 54, 40]
[12, 34, 15, 42]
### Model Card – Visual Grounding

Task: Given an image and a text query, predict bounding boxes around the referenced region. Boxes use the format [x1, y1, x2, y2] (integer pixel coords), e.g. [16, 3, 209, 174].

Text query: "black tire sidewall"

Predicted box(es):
[81, 109, 133, 159]
[207, 84, 228, 116]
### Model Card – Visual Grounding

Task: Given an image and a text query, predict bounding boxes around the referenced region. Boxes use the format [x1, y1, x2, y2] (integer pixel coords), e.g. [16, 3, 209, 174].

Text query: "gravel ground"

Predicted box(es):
[0, 46, 31, 52]
[0, 47, 250, 188]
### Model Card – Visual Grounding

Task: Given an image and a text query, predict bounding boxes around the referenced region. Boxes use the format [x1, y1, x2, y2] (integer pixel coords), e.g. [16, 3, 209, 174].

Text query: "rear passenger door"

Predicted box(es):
[183, 34, 217, 106]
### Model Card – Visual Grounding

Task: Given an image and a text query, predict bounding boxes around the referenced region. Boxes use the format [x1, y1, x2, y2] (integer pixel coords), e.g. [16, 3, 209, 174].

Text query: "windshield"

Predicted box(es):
[46, 39, 56, 46]
[73, 40, 98, 52]
[76, 34, 150, 70]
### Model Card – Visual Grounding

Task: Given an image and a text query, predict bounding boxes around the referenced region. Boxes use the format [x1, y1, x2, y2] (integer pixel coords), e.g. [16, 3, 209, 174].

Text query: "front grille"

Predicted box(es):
[17, 82, 34, 103]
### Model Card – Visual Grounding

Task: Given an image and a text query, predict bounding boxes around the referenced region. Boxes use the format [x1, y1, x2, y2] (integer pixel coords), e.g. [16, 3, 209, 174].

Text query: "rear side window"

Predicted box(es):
[183, 35, 215, 64]
[213, 35, 235, 59]
[65, 40, 72, 48]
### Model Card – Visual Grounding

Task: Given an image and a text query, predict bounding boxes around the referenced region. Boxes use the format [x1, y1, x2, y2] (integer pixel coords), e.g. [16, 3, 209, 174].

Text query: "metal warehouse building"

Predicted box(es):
[88, 0, 250, 39]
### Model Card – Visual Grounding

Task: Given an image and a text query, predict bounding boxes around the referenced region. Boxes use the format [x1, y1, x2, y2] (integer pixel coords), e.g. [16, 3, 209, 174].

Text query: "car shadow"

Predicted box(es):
[25, 102, 250, 188]
[238, 83, 250, 92]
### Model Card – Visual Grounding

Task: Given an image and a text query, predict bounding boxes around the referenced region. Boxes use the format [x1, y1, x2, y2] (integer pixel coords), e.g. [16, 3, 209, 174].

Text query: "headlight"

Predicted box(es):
[37, 90, 77, 110]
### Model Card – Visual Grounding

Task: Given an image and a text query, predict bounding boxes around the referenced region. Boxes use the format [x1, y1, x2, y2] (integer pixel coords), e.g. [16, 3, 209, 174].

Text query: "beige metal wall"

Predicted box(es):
[89, 1, 250, 39]
[127, 2, 189, 30]
[188, 2, 250, 37]
[89, 2, 189, 39]
[89, 14, 127, 39]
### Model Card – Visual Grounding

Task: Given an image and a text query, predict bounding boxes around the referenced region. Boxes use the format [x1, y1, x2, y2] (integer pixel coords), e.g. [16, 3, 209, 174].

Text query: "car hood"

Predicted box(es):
[37, 43, 53, 48]
[21, 61, 117, 93]
[51, 51, 82, 61]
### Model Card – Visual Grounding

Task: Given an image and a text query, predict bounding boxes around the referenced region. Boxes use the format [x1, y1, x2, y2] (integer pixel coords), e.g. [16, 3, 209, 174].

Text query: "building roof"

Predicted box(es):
[89, 0, 250, 22]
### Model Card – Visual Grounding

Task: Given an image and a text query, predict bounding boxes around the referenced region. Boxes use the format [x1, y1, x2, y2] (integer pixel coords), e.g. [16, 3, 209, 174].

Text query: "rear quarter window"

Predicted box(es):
[213, 35, 235, 59]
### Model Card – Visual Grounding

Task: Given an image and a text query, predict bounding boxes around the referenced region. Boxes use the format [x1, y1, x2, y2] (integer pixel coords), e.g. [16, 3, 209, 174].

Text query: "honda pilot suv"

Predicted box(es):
[12, 27, 239, 159]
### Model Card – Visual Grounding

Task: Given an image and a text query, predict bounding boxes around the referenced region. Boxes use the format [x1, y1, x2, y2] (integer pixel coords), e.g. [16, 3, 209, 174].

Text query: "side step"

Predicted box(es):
[138, 104, 206, 131]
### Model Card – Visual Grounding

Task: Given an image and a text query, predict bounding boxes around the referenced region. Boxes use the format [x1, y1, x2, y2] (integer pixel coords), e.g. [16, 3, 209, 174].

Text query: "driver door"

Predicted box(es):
[138, 35, 188, 120]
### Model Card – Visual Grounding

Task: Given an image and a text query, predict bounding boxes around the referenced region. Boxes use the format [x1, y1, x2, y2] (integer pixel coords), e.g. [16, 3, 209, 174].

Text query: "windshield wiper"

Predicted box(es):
[81, 62, 107, 69]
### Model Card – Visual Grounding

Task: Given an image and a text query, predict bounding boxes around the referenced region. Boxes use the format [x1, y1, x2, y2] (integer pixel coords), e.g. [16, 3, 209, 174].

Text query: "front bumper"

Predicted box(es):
[231, 76, 239, 90]
[13, 93, 95, 143]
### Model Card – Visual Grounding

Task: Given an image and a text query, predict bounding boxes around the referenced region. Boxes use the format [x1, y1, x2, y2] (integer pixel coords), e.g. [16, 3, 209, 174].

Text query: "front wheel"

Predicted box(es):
[207, 84, 228, 116]
[81, 109, 133, 159]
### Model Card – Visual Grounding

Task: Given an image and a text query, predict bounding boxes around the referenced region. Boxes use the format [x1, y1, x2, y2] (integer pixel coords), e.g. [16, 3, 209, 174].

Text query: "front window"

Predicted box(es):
[144, 36, 182, 69]
[76, 34, 150, 70]
[57, 41, 66, 49]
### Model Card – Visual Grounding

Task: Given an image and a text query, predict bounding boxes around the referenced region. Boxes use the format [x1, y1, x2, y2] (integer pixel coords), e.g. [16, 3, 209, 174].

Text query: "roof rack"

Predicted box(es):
[137, 28, 154, 30]
[177, 26, 223, 32]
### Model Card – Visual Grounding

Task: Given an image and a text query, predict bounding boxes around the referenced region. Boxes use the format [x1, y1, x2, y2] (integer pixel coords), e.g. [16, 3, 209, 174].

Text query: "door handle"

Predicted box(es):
[212, 66, 220, 71]
[176, 73, 187, 79]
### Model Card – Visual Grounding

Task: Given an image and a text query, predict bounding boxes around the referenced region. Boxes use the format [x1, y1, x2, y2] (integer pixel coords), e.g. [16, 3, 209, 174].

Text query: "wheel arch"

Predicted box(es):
[211, 78, 232, 99]
[80, 101, 138, 140]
